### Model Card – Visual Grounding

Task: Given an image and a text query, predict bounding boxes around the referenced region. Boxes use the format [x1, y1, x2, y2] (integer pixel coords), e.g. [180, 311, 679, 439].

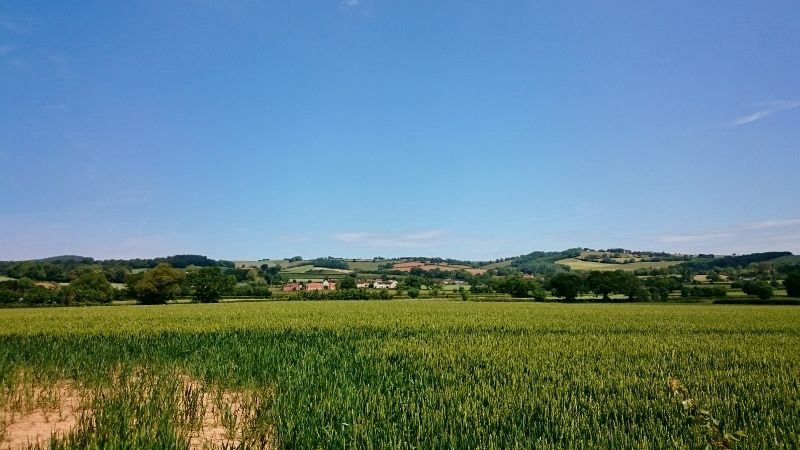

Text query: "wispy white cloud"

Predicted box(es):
[652, 218, 800, 253]
[0, 16, 25, 33]
[332, 229, 447, 248]
[277, 235, 310, 243]
[40, 49, 76, 78]
[341, 0, 359, 6]
[85, 190, 153, 208]
[729, 100, 800, 127]
[656, 232, 735, 243]
[740, 218, 800, 230]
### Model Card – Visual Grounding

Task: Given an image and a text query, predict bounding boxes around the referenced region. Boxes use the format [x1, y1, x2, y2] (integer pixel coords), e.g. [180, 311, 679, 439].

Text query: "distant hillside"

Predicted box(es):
[684, 252, 793, 271]
[488, 249, 582, 275]
[35, 255, 94, 262]
[771, 254, 800, 266]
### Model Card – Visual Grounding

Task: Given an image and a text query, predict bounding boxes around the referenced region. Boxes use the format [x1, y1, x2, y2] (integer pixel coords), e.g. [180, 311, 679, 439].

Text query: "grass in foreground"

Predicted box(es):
[1, 302, 799, 449]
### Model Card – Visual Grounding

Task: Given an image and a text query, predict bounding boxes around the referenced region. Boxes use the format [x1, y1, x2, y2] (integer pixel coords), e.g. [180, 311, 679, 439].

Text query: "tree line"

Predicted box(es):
[0, 264, 268, 307]
[0, 254, 233, 283]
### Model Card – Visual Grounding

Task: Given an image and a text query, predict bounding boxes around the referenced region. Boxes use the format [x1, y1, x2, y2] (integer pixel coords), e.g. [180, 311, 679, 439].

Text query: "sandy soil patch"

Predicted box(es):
[177, 374, 272, 450]
[1, 371, 272, 450]
[1, 381, 89, 450]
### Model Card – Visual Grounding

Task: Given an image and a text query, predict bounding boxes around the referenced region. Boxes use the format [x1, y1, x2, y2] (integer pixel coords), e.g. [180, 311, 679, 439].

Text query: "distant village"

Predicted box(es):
[282, 279, 399, 292]
[280, 277, 474, 292]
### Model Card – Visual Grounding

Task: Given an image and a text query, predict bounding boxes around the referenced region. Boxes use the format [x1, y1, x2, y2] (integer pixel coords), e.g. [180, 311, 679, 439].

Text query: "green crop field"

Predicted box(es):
[1, 302, 798, 449]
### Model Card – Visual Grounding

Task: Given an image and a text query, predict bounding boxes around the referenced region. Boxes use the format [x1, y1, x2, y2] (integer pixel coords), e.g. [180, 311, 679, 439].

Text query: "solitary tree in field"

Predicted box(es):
[127, 263, 185, 305]
[188, 267, 236, 303]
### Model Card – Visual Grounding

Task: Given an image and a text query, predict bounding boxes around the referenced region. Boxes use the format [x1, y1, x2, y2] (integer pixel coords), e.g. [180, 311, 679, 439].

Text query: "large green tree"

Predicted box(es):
[611, 271, 644, 300]
[127, 263, 186, 305]
[339, 276, 357, 290]
[546, 273, 583, 301]
[785, 269, 800, 298]
[742, 281, 773, 300]
[188, 267, 236, 303]
[587, 272, 615, 300]
[60, 270, 114, 304]
[496, 276, 547, 300]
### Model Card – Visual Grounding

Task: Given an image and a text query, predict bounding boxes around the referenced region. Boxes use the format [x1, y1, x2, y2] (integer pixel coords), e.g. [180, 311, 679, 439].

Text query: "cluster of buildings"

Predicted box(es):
[282, 279, 398, 292]
[282, 280, 337, 292]
[371, 280, 398, 289]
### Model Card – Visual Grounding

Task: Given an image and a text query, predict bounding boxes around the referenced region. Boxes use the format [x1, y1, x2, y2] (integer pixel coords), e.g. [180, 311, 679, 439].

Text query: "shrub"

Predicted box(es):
[681, 286, 728, 298]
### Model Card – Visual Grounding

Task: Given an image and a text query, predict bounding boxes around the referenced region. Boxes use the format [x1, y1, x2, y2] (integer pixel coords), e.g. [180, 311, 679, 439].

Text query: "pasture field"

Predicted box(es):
[557, 257, 682, 271]
[392, 261, 486, 275]
[279, 264, 315, 274]
[235, 260, 309, 270]
[279, 266, 353, 276]
[1, 302, 799, 449]
[345, 260, 387, 272]
[481, 259, 514, 269]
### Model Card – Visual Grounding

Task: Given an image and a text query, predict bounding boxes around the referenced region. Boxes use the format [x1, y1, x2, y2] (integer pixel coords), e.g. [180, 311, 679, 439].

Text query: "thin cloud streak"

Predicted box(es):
[332, 229, 447, 248]
[277, 235, 310, 243]
[0, 17, 25, 33]
[741, 219, 800, 230]
[657, 232, 735, 243]
[729, 100, 800, 127]
[652, 218, 800, 253]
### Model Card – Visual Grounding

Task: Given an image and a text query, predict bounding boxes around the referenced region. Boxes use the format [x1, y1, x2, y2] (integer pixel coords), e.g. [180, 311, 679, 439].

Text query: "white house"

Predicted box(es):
[356, 280, 372, 288]
[373, 280, 398, 289]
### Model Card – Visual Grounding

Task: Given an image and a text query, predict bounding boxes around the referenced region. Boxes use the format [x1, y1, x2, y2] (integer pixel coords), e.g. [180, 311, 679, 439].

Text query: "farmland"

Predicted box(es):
[556, 257, 683, 272]
[2, 302, 799, 449]
[392, 261, 486, 275]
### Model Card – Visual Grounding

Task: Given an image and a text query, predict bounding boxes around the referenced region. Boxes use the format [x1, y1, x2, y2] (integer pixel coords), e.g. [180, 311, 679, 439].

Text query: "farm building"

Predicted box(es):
[373, 280, 398, 289]
[282, 283, 302, 292]
[305, 283, 324, 291]
[441, 279, 467, 286]
[356, 280, 372, 288]
[306, 280, 337, 291]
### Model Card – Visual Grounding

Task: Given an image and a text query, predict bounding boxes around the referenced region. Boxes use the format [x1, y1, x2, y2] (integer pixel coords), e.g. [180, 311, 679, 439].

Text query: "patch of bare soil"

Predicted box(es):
[1, 371, 272, 450]
[177, 375, 272, 450]
[1, 382, 89, 450]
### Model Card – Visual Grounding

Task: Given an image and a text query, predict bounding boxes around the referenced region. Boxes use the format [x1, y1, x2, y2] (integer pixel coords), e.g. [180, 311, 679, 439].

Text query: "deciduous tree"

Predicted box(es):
[546, 273, 583, 301]
[127, 263, 186, 305]
[188, 267, 236, 303]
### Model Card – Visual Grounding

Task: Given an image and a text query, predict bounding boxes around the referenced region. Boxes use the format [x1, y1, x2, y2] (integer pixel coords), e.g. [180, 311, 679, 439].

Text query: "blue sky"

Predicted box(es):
[1, 1, 799, 261]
